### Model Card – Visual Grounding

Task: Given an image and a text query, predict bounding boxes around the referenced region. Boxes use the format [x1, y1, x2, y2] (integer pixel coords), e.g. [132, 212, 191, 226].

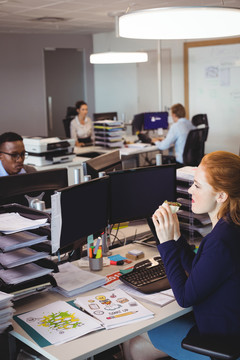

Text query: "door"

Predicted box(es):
[44, 48, 85, 138]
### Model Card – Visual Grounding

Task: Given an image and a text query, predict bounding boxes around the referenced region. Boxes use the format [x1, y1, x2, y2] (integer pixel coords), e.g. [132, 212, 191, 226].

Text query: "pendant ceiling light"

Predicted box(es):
[90, 51, 148, 64]
[118, 7, 240, 40]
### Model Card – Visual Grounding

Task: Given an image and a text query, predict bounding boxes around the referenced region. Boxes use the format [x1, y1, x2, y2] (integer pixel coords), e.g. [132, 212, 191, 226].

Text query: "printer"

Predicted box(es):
[23, 136, 75, 166]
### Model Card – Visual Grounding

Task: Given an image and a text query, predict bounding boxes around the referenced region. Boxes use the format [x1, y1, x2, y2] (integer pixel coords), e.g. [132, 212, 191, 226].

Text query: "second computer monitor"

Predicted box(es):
[0, 168, 68, 208]
[83, 150, 122, 179]
[143, 112, 168, 130]
[57, 176, 109, 251]
[109, 165, 176, 224]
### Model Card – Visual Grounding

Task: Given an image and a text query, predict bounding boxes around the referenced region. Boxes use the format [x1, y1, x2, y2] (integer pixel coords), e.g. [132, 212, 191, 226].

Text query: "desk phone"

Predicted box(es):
[119, 256, 170, 294]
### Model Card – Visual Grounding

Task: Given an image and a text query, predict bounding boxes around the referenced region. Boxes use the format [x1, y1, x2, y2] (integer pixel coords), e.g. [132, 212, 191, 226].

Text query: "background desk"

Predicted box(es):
[33, 145, 161, 185]
[10, 243, 191, 360]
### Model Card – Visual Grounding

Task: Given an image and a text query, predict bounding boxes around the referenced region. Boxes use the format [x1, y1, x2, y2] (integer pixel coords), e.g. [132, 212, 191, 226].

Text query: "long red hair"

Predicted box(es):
[200, 151, 240, 225]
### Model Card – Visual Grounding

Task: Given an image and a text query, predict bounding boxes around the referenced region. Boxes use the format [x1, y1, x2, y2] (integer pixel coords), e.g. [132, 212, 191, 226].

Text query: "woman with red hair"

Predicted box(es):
[124, 151, 240, 360]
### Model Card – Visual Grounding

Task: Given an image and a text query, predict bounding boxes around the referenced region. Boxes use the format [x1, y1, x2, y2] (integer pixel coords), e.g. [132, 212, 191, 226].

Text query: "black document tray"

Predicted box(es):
[0, 204, 58, 295]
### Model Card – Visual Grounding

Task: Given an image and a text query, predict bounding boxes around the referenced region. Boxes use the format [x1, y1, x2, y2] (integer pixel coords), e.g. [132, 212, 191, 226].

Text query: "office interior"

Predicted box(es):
[0, 2, 240, 359]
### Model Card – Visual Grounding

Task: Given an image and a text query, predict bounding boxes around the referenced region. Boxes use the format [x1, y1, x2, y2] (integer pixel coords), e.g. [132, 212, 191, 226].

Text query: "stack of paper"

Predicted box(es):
[0, 213, 49, 235]
[75, 288, 154, 329]
[15, 301, 102, 345]
[0, 291, 14, 334]
[51, 262, 106, 297]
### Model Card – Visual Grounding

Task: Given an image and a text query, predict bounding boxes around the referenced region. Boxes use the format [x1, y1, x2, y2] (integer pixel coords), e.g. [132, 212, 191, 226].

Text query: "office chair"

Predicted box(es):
[192, 114, 209, 141]
[191, 114, 208, 127]
[182, 127, 209, 166]
[62, 106, 78, 138]
[62, 117, 72, 138]
[181, 325, 240, 360]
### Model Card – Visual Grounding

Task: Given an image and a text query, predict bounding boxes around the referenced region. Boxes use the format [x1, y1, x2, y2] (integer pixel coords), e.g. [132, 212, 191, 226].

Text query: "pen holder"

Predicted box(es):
[89, 257, 103, 271]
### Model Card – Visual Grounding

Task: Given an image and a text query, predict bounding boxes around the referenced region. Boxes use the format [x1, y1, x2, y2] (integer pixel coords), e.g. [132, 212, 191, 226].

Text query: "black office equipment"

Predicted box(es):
[0, 168, 68, 209]
[108, 164, 176, 225]
[181, 324, 240, 360]
[82, 150, 122, 179]
[182, 127, 209, 166]
[55, 176, 109, 254]
[119, 256, 170, 294]
[0, 204, 57, 296]
[93, 112, 118, 122]
[62, 106, 78, 138]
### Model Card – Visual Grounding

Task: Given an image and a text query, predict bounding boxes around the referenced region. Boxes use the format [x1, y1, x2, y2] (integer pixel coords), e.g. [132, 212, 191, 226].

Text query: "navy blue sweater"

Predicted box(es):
[157, 218, 240, 336]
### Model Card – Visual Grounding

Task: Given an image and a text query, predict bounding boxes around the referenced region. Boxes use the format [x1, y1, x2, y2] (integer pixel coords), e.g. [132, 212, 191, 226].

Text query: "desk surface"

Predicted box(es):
[11, 243, 190, 360]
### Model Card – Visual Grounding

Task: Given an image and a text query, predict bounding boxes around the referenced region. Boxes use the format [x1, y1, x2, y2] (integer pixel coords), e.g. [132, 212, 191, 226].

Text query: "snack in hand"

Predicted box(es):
[164, 200, 181, 214]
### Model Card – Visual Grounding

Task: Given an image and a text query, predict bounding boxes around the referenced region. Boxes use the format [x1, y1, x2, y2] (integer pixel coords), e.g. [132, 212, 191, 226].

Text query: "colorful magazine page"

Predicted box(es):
[74, 288, 154, 330]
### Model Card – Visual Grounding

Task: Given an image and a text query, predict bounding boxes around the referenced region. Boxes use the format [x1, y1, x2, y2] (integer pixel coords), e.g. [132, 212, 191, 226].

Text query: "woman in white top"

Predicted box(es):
[70, 100, 94, 147]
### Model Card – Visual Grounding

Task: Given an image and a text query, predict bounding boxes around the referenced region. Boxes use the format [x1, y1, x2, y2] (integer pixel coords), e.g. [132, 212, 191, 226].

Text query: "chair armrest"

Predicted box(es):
[181, 325, 240, 360]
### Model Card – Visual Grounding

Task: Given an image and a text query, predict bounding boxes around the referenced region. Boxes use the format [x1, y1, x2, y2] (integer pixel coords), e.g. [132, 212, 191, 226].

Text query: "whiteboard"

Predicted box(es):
[185, 39, 240, 155]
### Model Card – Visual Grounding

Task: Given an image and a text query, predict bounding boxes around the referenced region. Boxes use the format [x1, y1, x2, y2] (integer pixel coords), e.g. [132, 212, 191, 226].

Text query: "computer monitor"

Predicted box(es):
[56, 176, 109, 252]
[93, 112, 118, 122]
[143, 112, 168, 130]
[0, 168, 68, 209]
[132, 113, 144, 134]
[82, 150, 122, 179]
[108, 164, 176, 224]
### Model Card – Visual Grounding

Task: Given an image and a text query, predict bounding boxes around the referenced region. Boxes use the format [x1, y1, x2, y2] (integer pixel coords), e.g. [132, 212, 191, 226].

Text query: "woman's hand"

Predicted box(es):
[152, 202, 180, 244]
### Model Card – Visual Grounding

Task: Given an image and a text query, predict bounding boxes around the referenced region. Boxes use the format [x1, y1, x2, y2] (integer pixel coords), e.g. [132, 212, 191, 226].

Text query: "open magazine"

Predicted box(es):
[74, 288, 154, 330]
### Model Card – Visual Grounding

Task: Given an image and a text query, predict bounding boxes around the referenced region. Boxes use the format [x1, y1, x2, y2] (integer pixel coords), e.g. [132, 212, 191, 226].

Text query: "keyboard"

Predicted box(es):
[119, 256, 170, 294]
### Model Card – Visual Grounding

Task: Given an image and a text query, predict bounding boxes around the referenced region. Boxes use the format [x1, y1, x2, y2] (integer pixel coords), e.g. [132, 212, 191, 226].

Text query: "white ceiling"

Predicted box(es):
[0, 0, 240, 35]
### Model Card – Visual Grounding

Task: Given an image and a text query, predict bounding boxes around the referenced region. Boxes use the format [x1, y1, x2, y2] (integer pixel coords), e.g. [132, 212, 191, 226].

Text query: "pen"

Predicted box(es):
[94, 237, 101, 255]
[106, 311, 137, 319]
[89, 247, 93, 258]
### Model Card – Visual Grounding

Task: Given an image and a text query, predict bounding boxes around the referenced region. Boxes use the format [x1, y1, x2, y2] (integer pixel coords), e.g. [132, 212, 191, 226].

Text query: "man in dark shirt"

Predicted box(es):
[0, 132, 36, 176]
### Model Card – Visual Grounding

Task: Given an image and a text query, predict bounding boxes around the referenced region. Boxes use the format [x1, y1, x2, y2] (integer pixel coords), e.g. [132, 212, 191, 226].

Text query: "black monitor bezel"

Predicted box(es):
[0, 168, 68, 208]
[56, 176, 110, 252]
[108, 164, 176, 225]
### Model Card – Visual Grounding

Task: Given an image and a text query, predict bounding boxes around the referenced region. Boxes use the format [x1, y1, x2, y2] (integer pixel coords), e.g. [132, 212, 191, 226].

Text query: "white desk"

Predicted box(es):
[31, 145, 163, 186]
[10, 243, 191, 360]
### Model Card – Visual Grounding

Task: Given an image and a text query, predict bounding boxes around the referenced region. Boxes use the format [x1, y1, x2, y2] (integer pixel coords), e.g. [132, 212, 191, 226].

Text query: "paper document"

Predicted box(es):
[16, 300, 102, 345]
[0, 213, 48, 234]
[52, 262, 106, 297]
[50, 192, 62, 253]
[75, 288, 154, 330]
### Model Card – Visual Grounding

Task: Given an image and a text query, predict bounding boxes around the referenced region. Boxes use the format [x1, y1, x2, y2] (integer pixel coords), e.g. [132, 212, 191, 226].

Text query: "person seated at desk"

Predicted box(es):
[70, 100, 94, 147]
[124, 151, 240, 360]
[0, 132, 36, 176]
[152, 103, 195, 167]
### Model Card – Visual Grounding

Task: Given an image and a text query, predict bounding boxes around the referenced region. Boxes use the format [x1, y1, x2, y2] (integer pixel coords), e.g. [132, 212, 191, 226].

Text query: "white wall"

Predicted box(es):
[92, 32, 185, 124]
[93, 32, 239, 154]
[0, 34, 95, 136]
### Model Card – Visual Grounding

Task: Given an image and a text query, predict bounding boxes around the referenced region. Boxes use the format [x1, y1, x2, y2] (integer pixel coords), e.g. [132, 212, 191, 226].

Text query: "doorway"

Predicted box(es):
[44, 48, 85, 138]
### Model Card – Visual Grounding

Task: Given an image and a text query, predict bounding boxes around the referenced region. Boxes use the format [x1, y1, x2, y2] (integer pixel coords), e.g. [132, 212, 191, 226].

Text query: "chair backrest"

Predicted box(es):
[191, 114, 208, 127]
[183, 127, 209, 166]
[62, 117, 73, 138]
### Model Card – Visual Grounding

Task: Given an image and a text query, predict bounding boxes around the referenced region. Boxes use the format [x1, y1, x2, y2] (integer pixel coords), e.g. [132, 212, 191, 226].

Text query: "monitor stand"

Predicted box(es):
[133, 217, 158, 248]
